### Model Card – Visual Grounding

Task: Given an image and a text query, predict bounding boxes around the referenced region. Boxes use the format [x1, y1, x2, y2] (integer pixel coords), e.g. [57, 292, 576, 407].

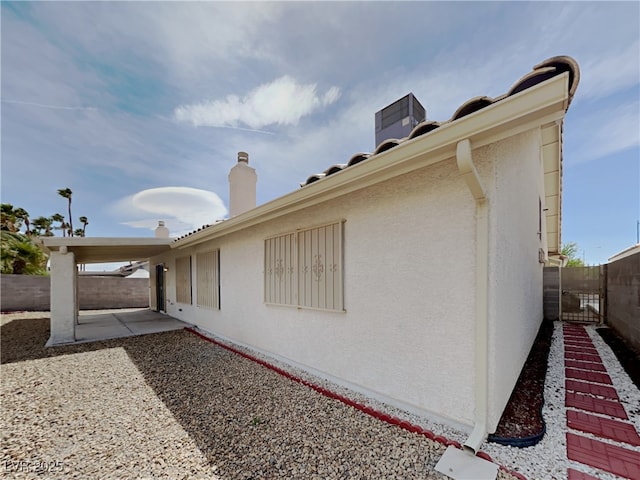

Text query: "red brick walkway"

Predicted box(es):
[563, 324, 640, 479]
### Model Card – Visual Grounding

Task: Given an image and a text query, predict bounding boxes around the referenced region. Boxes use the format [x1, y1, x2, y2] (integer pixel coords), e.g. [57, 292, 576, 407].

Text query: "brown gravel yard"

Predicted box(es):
[1, 313, 520, 480]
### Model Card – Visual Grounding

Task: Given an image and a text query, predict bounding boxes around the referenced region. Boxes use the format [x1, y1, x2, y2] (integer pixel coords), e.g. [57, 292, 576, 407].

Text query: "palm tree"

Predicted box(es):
[1, 231, 48, 275]
[31, 216, 54, 237]
[73, 228, 85, 237]
[79, 216, 89, 236]
[1, 203, 17, 232]
[51, 213, 66, 237]
[57, 188, 73, 236]
[14, 208, 31, 236]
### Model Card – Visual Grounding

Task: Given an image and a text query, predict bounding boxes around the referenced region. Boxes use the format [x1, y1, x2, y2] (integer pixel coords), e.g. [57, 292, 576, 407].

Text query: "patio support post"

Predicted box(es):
[47, 248, 78, 346]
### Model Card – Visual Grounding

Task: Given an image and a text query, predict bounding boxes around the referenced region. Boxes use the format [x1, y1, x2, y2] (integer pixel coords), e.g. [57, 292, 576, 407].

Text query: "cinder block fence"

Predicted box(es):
[607, 252, 640, 352]
[1, 274, 150, 312]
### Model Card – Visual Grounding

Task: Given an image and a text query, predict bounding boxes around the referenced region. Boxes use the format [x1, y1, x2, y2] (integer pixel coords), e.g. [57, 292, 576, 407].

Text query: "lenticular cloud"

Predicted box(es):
[174, 76, 341, 129]
[113, 187, 228, 236]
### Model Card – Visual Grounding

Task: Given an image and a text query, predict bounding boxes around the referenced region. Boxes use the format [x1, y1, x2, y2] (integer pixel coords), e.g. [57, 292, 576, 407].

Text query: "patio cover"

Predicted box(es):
[40, 237, 172, 345]
[41, 237, 172, 263]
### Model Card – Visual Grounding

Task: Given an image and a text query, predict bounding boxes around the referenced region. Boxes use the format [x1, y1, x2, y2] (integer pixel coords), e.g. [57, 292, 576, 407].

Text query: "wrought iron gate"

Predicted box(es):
[561, 265, 607, 323]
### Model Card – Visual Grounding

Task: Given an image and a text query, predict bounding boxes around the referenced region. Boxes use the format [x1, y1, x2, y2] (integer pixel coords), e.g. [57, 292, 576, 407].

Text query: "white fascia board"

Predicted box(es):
[174, 74, 570, 249]
[42, 237, 173, 250]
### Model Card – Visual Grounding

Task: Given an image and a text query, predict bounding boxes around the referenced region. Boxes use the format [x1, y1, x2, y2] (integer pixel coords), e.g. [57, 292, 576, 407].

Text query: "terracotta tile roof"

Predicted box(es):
[300, 55, 579, 187]
[175, 223, 213, 242]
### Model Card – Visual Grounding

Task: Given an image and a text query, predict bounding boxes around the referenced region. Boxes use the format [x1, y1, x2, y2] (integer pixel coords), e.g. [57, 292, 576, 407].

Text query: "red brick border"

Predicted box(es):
[567, 433, 640, 479]
[566, 391, 628, 419]
[567, 410, 640, 446]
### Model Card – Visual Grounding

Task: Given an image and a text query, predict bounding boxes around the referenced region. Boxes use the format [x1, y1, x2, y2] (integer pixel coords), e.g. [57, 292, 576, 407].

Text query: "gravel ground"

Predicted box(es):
[1, 312, 521, 480]
[3, 313, 638, 480]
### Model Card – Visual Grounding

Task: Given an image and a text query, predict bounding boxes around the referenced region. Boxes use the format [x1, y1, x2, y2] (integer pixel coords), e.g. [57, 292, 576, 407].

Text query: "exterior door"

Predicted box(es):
[155, 264, 165, 312]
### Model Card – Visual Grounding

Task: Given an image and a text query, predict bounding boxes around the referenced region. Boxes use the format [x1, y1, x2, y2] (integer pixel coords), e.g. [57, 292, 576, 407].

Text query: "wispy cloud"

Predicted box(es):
[111, 187, 228, 236]
[1, 99, 98, 111]
[174, 76, 341, 130]
[565, 100, 640, 165]
[576, 39, 640, 101]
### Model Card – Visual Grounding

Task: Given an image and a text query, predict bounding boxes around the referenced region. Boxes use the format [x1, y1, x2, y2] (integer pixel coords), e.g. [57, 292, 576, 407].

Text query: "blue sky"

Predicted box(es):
[1, 1, 638, 267]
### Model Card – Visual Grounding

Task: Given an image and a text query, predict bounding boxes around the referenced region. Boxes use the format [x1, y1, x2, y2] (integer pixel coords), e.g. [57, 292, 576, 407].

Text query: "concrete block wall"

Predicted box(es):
[1, 274, 150, 312]
[543, 266, 560, 320]
[78, 276, 150, 310]
[1, 274, 51, 311]
[607, 252, 640, 352]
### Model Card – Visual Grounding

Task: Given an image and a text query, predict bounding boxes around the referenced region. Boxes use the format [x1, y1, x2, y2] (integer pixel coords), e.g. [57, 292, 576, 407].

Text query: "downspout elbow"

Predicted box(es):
[456, 139, 486, 202]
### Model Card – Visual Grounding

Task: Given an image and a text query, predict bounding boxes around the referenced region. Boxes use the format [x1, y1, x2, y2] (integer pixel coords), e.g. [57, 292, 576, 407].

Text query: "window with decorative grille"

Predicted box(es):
[175, 255, 192, 304]
[264, 221, 343, 311]
[196, 250, 220, 309]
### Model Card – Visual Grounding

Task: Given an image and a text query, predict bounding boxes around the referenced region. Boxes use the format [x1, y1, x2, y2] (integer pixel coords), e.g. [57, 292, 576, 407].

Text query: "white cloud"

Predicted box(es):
[111, 187, 228, 236]
[174, 76, 341, 129]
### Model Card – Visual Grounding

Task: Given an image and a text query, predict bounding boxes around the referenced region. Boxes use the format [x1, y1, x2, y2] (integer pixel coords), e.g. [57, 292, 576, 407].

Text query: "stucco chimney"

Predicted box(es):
[229, 151, 257, 217]
[154, 220, 169, 238]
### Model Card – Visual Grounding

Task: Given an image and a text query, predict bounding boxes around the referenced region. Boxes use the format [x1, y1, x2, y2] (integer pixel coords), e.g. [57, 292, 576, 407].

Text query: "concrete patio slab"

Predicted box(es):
[48, 308, 190, 346]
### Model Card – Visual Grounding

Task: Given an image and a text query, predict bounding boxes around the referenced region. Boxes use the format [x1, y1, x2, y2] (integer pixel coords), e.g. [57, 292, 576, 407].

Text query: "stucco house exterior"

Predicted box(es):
[145, 57, 579, 452]
[42, 57, 579, 458]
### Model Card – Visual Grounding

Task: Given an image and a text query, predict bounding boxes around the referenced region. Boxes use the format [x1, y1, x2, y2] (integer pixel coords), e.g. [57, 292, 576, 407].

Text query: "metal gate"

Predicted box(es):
[561, 265, 606, 323]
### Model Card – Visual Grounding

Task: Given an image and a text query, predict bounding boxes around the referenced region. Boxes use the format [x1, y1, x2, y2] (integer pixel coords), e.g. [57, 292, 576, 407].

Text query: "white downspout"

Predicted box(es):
[456, 139, 490, 455]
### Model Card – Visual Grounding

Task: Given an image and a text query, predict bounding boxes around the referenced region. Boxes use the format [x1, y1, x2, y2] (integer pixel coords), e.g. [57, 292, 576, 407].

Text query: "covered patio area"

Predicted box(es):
[72, 308, 190, 345]
[41, 237, 175, 346]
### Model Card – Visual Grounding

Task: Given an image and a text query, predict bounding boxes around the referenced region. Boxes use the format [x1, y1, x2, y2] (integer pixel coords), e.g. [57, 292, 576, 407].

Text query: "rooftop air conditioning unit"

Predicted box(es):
[374, 93, 426, 147]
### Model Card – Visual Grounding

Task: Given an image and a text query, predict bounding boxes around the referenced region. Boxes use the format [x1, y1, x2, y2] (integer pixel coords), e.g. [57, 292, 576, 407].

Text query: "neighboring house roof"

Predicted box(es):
[608, 243, 640, 262]
[173, 56, 579, 254]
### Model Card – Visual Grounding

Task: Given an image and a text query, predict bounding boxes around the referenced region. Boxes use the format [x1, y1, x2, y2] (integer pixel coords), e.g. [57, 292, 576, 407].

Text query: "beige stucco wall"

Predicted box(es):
[485, 129, 546, 430]
[150, 128, 545, 431]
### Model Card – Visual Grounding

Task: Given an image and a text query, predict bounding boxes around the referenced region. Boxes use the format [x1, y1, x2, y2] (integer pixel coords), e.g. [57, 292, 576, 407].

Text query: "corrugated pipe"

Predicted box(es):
[456, 139, 490, 455]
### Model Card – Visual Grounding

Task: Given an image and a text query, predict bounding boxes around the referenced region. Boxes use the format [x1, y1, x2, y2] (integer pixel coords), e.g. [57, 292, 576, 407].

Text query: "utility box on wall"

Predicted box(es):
[375, 93, 426, 147]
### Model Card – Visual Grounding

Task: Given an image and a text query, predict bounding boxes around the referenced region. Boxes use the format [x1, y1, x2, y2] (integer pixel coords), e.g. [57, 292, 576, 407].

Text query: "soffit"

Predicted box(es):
[541, 122, 562, 254]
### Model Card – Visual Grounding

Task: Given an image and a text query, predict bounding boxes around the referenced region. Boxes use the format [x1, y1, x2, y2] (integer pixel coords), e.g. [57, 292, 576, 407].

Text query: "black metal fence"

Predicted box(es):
[561, 265, 606, 323]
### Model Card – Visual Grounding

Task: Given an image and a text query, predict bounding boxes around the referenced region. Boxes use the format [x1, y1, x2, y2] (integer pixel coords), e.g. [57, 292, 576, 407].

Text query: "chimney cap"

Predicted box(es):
[237, 151, 249, 163]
